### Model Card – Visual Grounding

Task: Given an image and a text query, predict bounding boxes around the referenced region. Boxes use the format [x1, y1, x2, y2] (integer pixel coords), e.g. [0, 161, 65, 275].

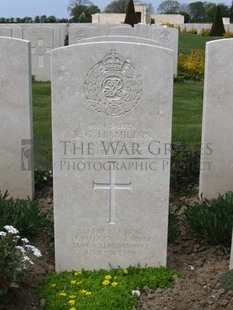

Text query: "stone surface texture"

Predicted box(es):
[52, 41, 173, 271]
[0, 37, 34, 199]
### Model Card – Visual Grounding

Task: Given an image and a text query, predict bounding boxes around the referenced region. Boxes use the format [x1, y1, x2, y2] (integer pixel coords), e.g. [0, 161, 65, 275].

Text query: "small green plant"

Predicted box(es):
[35, 167, 53, 190]
[0, 191, 52, 240]
[178, 50, 205, 80]
[219, 269, 233, 290]
[185, 191, 233, 247]
[168, 204, 180, 242]
[170, 142, 200, 189]
[224, 31, 233, 38]
[38, 266, 179, 310]
[187, 28, 197, 34]
[0, 225, 41, 302]
[200, 28, 210, 36]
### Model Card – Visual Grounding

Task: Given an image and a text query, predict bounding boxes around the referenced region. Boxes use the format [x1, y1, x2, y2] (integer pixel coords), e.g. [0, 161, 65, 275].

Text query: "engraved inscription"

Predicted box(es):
[83, 49, 143, 116]
[71, 228, 152, 257]
[75, 30, 87, 41]
[31, 39, 51, 68]
[93, 162, 132, 224]
[159, 30, 171, 43]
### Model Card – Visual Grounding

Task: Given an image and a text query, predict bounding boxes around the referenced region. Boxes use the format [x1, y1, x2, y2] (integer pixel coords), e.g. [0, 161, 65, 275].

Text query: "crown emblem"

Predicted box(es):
[83, 50, 142, 116]
[102, 49, 124, 71]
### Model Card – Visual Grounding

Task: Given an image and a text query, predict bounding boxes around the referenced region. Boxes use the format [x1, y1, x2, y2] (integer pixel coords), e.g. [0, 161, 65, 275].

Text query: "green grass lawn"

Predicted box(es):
[32, 82, 52, 169]
[178, 32, 222, 56]
[173, 81, 203, 143]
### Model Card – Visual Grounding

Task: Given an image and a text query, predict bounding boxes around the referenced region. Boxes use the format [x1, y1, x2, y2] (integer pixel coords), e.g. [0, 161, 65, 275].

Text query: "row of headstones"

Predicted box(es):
[0, 23, 178, 80]
[1, 35, 233, 272]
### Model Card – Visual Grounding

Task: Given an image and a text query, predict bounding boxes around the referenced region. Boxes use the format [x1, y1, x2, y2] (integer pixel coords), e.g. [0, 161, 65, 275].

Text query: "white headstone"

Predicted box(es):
[109, 25, 137, 36]
[199, 39, 233, 200]
[12, 28, 23, 39]
[25, 27, 54, 81]
[0, 37, 34, 199]
[135, 24, 151, 39]
[79, 35, 159, 46]
[0, 28, 12, 37]
[52, 41, 173, 271]
[69, 24, 100, 45]
[151, 27, 178, 75]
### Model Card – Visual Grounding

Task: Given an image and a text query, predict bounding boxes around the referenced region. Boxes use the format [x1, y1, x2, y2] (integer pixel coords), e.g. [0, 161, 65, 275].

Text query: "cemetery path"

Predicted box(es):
[1, 187, 232, 310]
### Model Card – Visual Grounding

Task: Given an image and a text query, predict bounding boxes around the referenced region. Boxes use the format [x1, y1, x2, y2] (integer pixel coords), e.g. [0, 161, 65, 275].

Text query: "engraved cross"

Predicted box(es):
[31, 39, 51, 68]
[93, 162, 132, 224]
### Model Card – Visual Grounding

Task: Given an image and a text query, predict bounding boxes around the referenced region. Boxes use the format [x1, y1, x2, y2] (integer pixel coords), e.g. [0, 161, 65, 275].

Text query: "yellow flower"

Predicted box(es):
[105, 275, 112, 280]
[76, 281, 82, 285]
[102, 279, 110, 286]
[111, 282, 118, 287]
[74, 271, 82, 276]
[59, 292, 67, 297]
[68, 300, 75, 306]
[69, 308, 76, 310]
[80, 289, 87, 294]
[70, 280, 76, 285]
[85, 291, 92, 296]
[69, 295, 76, 299]
[123, 269, 128, 274]
[51, 283, 56, 288]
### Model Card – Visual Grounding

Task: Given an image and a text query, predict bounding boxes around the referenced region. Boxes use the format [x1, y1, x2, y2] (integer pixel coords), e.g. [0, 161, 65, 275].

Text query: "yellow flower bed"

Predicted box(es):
[178, 50, 205, 80]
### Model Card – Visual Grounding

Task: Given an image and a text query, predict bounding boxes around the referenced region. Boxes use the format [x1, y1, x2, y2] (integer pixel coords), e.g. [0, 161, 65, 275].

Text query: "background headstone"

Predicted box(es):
[135, 24, 151, 39]
[69, 24, 99, 45]
[151, 27, 178, 75]
[109, 25, 137, 36]
[0, 28, 12, 37]
[25, 27, 54, 81]
[0, 37, 34, 199]
[199, 39, 233, 199]
[52, 41, 173, 271]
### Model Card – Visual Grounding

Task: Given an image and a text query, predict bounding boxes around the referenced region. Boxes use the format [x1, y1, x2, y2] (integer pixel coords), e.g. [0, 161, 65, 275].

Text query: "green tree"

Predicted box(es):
[104, 0, 128, 13]
[46, 15, 57, 23]
[209, 5, 225, 36]
[205, 3, 229, 23]
[188, 1, 206, 22]
[68, 0, 100, 22]
[34, 15, 40, 23]
[124, 0, 138, 27]
[157, 0, 181, 14]
[145, 3, 154, 14]
[230, 0, 233, 22]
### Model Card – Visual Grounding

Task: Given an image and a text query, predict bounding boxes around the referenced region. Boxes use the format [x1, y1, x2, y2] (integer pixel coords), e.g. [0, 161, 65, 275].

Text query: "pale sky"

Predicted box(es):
[0, 0, 230, 18]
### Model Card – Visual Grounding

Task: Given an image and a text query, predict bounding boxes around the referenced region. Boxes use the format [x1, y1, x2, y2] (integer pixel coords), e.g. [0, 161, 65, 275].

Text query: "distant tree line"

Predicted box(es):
[2, 0, 230, 24]
[0, 15, 69, 23]
[104, 0, 154, 14]
[157, 0, 233, 23]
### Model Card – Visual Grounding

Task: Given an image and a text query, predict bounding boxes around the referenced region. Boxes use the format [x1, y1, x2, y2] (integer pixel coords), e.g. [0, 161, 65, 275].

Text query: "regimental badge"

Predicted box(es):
[83, 49, 143, 117]
[159, 30, 172, 44]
